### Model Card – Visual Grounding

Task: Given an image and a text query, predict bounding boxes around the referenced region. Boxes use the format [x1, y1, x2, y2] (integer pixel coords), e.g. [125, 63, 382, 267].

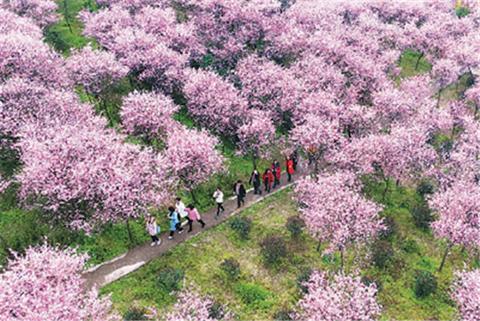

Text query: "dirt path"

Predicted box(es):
[82, 164, 309, 290]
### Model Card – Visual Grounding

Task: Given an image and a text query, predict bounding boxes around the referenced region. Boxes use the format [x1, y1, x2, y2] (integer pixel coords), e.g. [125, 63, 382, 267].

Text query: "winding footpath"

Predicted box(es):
[83, 164, 310, 290]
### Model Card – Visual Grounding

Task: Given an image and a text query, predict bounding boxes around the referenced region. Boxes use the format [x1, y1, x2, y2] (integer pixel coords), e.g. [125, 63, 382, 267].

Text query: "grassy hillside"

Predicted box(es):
[102, 181, 476, 320]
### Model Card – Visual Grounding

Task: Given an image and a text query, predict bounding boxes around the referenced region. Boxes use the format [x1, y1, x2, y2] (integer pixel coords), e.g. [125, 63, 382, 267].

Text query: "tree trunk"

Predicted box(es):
[190, 189, 198, 204]
[415, 52, 424, 71]
[340, 248, 344, 271]
[396, 179, 400, 187]
[437, 88, 443, 108]
[382, 178, 389, 201]
[316, 239, 322, 252]
[126, 219, 134, 245]
[63, 0, 74, 33]
[252, 154, 257, 170]
[438, 243, 453, 272]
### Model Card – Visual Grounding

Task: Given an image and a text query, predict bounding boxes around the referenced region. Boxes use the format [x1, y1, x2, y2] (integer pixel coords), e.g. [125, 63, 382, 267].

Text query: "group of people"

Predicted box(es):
[146, 197, 206, 245]
[146, 151, 299, 245]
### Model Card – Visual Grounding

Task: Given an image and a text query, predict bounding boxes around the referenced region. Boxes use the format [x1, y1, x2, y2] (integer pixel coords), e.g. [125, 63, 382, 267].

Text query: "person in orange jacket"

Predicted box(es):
[263, 168, 274, 193]
[272, 160, 281, 188]
[286, 156, 295, 182]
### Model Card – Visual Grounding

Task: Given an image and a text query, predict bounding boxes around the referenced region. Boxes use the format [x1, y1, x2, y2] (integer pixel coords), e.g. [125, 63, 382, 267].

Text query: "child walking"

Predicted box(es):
[146, 216, 161, 246]
[185, 204, 206, 232]
[168, 206, 183, 239]
[213, 187, 225, 218]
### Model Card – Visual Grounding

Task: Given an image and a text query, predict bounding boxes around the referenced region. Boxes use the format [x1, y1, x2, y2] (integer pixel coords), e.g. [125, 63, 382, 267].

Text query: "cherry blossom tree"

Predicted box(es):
[0, 176, 9, 194]
[65, 45, 129, 97]
[236, 109, 276, 168]
[431, 58, 462, 107]
[163, 127, 224, 203]
[291, 116, 345, 174]
[294, 172, 384, 267]
[183, 69, 248, 136]
[2, 0, 58, 28]
[0, 244, 118, 321]
[429, 180, 480, 271]
[120, 91, 179, 142]
[166, 289, 230, 321]
[0, 8, 43, 39]
[296, 271, 381, 321]
[16, 123, 172, 235]
[452, 269, 480, 321]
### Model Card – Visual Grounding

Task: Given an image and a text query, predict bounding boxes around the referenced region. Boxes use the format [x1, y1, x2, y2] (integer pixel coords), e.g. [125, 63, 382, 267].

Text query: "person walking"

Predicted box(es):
[167, 206, 183, 239]
[146, 216, 161, 246]
[272, 160, 281, 188]
[213, 187, 225, 218]
[185, 204, 206, 232]
[233, 180, 246, 208]
[263, 168, 274, 193]
[249, 168, 262, 195]
[175, 197, 188, 226]
[286, 156, 295, 182]
[291, 149, 299, 171]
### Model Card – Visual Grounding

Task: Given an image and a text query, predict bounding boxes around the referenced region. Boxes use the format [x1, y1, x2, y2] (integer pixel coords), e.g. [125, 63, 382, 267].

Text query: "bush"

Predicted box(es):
[234, 282, 271, 308]
[402, 238, 419, 254]
[456, 6, 470, 18]
[260, 235, 287, 266]
[379, 216, 397, 240]
[286, 216, 305, 239]
[230, 217, 252, 240]
[371, 240, 394, 269]
[361, 275, 382, 291]
[416, 180, 435, 197]
[220, 258, 240, 280]
[296, 268, 313, 293]
[273, 308, 294, 321]
[208, 301, 226, 320]
[414, 270, 437, 298]
[123, 307, 147, 321]
[156, 267, 184, 293]
[411, 205, 434, 230]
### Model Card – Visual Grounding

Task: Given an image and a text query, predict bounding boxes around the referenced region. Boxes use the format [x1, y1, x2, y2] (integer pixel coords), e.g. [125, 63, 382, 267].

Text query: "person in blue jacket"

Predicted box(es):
[168, 206, 183, 239]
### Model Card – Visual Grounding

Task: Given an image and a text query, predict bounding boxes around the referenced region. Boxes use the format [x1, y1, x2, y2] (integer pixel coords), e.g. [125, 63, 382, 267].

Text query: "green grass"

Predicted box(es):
[101, 179, 472, 320]
[398, 49, 432, 79]
[45, 0, 97, 54]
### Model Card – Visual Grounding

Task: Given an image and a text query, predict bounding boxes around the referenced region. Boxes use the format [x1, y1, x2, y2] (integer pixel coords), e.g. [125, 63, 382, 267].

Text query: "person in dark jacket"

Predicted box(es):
[263, 169, 274, 193]
[233, 180, 246, 208]
[249, 168, 262, 195]
[291, 149, 299, 171]
[272, 160, 281, 188]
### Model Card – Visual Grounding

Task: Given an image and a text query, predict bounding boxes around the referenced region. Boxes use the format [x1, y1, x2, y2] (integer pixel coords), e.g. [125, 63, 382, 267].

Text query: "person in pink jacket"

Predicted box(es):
[185, 204, 206, 232]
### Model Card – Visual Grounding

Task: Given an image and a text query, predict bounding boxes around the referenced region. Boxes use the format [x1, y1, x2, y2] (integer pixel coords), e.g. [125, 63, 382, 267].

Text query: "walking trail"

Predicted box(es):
[83, 165, 309, 290]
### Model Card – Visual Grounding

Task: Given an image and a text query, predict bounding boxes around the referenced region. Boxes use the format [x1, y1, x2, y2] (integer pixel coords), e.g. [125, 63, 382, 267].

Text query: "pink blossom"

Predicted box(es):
[297, 271, 381, 321]
[120, 91, 180, 140]
[294, 171, 384, 253]
[0, 244, 118, 321]
[166, 289, 230, 321]
[2, 0, 58, 27]
[452, 269, 480, 321]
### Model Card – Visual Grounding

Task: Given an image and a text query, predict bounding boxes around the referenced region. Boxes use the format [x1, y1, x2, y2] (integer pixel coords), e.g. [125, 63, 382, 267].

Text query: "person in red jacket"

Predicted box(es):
[286, 156, 295, 182]
[272, 160, 281, 188]
[263, 168, 274, 193]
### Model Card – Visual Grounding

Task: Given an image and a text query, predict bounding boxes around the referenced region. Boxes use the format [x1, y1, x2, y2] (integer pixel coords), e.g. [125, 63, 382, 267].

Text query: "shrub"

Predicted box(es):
[208, 301, 226, 320]
[411, 205, 434, 230]
[416, 179, 435, 197]
[402, 238, 419, 254]
[371, 240, 394, 269]
[273, 308, 294, 321]
[260, 235, 287, 266]
[296, 268, 313, 293]
[361, 275, 382, 291]
[414, 270, 437, 298]
[379, 216, 397, 240]
[157, 267, 184, 293]
[456, 6, 470, 18]
[220, 258, 241, 280]
[230, 216, 252, 240]
[123, 307, 147, 321]
[286, 216, 305, 239]
[234, 282, 271, 308]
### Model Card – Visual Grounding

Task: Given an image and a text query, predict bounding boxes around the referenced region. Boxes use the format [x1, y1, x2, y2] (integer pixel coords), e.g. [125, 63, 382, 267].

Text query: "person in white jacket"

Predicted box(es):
[175, 197, 188, 226]
[213, 186, 225, 218]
